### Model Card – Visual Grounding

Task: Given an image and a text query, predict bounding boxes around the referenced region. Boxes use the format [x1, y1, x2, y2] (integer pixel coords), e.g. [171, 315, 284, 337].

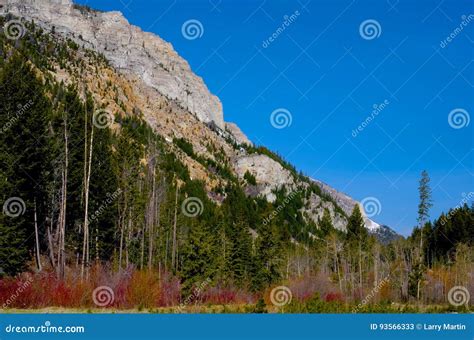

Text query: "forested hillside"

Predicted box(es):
[0, 17, 472, 313]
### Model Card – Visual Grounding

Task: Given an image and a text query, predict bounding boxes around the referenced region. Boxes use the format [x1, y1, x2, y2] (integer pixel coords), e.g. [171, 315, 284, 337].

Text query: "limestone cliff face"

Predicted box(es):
[312, 179, 400, 239]
[304, 191, 348, 231]
[1, 0, 225, 128]
[225, 123, 253, 146]
[1, 0, 399, 238]
[233, 154, 294, 202]
[232, 155, 349, 230]
[313, 178, 378, 228]
[312, 179, 358, 217]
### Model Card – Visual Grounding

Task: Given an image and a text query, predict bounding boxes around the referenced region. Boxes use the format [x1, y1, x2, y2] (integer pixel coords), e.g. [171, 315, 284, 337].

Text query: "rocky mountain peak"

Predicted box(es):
[1, 0, 225, 129]
[1, 0, 400, 241]
[312, 179, 400, 240]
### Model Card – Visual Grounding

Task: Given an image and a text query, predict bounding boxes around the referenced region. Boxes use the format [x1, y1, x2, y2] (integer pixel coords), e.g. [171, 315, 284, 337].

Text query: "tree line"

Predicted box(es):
[0, 19, 472, 307]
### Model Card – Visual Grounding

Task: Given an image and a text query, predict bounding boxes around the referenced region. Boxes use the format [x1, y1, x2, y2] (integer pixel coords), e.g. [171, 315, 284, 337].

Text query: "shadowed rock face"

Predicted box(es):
[1, 0, 224, 129]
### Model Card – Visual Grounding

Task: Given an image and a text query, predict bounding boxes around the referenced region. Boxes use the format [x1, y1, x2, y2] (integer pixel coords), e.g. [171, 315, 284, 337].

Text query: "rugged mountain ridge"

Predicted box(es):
[1, 0, 224, 128]
[313, 179, 400, 241]
[0, 0, 400, 239]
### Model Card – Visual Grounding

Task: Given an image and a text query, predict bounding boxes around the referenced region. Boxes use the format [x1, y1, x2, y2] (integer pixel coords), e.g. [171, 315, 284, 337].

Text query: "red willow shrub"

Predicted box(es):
[324, 292, 344, 303]
[0, 272, 89, 309]
[287, 273, 338, 302]
[0, 267, 182, 309]
[0, 269, 344, 309]
[201, 284, 256, 305]
[156, 271, 180, 307]
[124, 271, 161, 309]
[0, 273, 34, 308]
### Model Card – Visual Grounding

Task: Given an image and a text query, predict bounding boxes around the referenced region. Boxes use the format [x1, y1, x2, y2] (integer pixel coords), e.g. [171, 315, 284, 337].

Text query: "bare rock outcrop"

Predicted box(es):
[0, 0, 400, 240]
[304, 192, 347, 231]
[233, 154, 294, 202]
[312, 179, 382, 231]
[225, 123, 252, 146]
[1, 0, 225, 128]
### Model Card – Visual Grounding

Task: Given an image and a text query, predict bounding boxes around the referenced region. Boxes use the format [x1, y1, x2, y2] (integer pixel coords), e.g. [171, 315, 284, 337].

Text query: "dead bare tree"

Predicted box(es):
[171, 183, 179, 270]
[147, 156, 157, 270]
[34, 198, 42, 271]
[57, 113, 68, 279]
[81, 113, 94, 280]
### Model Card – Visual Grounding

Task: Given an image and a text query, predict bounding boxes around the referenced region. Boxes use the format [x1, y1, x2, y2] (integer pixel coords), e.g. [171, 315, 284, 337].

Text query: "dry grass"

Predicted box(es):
[0, 304, 255, 314]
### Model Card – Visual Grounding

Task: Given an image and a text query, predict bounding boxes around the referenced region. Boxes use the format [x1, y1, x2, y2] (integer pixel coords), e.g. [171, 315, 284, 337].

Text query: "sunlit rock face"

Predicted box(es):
[0, 0, 401, 241]
[1, 0, 225, 129]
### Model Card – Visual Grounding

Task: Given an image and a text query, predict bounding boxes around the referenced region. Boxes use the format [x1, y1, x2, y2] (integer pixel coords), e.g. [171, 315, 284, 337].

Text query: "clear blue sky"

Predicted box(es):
[75, 0, 473, 236]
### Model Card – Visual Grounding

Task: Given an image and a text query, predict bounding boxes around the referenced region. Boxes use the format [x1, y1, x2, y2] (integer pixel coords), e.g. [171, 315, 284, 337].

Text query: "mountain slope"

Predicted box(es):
[1, 0, 224, 128]
[1, 1, 473, 315]
[312, 179, 401, 241]
[0, 0, 400, 241]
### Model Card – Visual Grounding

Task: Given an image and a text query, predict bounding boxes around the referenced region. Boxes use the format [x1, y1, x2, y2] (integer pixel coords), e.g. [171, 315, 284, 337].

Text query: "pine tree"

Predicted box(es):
[178, 179, 220, 292]
[180, 220, 213, 294]
[114, 118, 144, 269]
[345, 205, 368, 293]
[417, 170, 433, 228]
[416, 170, 432, 300]
[319, 208, 334, 235]
[251, 221, 282, 291]
[0, 52, 51, 275]
[88, 114, 118, 263]
[222, 185, 253, 285]
[346, 205, 367, 242]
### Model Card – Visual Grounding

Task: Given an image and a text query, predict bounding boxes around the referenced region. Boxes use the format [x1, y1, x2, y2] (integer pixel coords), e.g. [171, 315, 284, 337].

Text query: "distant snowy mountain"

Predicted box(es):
[368, 224, 403, 244]
[312, 179, 402, 243]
